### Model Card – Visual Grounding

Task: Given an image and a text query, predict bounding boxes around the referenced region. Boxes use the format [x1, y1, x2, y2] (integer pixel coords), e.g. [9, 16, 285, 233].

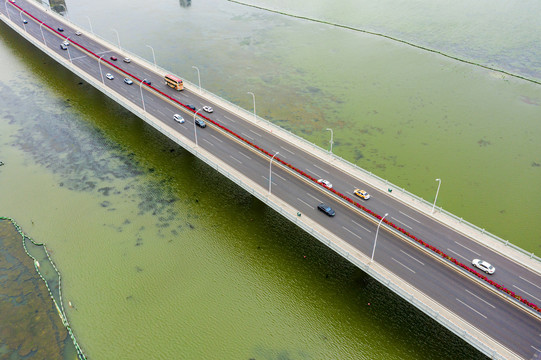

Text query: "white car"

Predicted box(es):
[203, 106, 213, 113]
[317, 179, 332, 188]
[62, 40, 70, 46]
[173, 114, 185, 124]
[106, 73, 114, 80]
[472, 259, 495, 274]
[123, 57, 131, 63]
[75, 31, 82, 36]
[124, 78, 133, 85]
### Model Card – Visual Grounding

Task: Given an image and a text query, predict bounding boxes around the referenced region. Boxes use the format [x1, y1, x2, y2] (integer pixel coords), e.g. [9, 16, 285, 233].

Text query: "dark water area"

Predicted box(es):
[0, 220, 77, 360]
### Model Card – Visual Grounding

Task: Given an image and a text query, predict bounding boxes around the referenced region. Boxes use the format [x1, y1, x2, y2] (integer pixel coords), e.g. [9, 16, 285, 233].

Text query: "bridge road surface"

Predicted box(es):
[3, 1, 541, 358]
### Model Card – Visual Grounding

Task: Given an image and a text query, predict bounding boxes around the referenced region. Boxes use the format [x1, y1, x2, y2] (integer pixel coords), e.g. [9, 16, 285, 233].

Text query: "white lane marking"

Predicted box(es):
[261, 176, 276, 185]
[249, 129, 262, 137]
[313, 164, 329, 174]
[312, 172, 322, 179]
[280, 146, 295, 155]
[306, 193, 322, 203]
[520, 276, 541, 291]
[241, 132, 253, 140]
[71, 55, 88, 61]
[342, 226, 363, 240]
[398, 211, 421, 224]
[297, 198, 312, 208]
[229, 155, 242, 164]
[464, 289, 496, 308]
[96, 50, 113, 55]
[210, 134, 223, 143]
[224, 115, 236, 122]
[456, 298, 487, 319]
[201, 138, 214, 146]
[351, 220, 372, 233]
[446, 248, 470, 262]
[239, 152, 252, 160]
[272, 172, 287, 181]
[512, 285, 541, 304]
[391, 258, 416, 273]
[399, 250, 424, 265]
[454, 241, 481, 256]
[532, 345, 541, 353]
[391, 217, 413, 229]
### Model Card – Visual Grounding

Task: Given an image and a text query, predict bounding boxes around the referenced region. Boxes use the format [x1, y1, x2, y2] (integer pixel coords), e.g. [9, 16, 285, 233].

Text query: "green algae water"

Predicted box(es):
[1, 0, 539, 357]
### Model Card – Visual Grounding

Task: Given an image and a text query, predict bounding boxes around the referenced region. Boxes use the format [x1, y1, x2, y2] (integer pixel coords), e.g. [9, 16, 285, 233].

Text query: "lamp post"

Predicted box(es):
[111, 28, 121, 51]
[98, 55, 105, 84]
[326, 128, 334, 154]
[247, 91, 256, 122]
[370, 213, 388, 263]
[65, 37, 72, 63]
[39, 22, 46, 45]
[139, 80, 146, 113]
[193, 109, 201, 147]
[146, 45, 157, 69]
[19, 11, 26, 32]
[268, 151, 279, 195]
[192, 66, 201, 94]
[5, 0, 11, 20]
[85, 16, 93, 34]
[432, 178, 441, 213]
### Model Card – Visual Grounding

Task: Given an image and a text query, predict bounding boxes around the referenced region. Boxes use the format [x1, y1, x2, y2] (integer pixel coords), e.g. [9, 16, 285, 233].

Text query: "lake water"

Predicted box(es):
[1, 0, 539, 358]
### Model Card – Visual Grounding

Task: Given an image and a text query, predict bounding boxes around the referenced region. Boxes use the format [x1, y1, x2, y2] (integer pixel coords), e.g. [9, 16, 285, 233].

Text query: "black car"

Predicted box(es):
[143, 79, 151, 85]
[187, 105, 196, 111]
[317, 203, 335, 217]
[23, 19, 28, 24]
[194, 119, 206, 128]
[57, 27, 64, 32]
[60, 44, 68, 50]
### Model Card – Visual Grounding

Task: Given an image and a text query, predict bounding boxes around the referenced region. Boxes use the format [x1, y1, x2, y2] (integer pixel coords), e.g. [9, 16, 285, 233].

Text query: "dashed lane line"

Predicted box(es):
[456, 298, 487, 319]
[512, 285, 541, 304]
[454, 241, 481, 256]
[342, 226, 363, 240]
[392, 257, 416, 273]
[446, 248, 470, 262]
[210, 134, 223, 143]
[313, 164, 329, 174]
[465, 289, 496, 308]
[351, 220, 372, 233]
[279, 146, 295, 155]
[399, 211, 421, 224]
[399, 250, 425, 265]
[229, 155, 242, 164]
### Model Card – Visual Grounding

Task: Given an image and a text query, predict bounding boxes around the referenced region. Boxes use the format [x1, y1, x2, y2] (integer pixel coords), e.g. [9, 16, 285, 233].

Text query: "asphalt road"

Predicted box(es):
[3, 1, 541, 358]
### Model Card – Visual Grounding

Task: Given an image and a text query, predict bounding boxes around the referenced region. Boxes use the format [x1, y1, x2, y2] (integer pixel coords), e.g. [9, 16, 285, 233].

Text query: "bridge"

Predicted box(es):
[2, 1, 540, 358]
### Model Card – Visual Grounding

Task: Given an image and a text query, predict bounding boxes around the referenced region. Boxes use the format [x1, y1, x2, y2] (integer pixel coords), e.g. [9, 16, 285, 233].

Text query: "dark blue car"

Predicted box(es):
[317, 203, 335, 217]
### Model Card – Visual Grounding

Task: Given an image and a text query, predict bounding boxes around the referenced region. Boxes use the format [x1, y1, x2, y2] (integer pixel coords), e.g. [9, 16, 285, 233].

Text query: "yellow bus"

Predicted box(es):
[164, 74, 183, 91]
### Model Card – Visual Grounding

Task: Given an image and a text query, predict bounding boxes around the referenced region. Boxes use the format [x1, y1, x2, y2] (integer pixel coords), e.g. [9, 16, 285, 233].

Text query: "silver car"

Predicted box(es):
[472, 259, 495, 274]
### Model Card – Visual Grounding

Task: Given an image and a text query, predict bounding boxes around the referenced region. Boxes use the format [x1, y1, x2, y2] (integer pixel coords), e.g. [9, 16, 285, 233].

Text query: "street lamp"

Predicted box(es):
[85, 16, 93, 34]
[268, 151, 279, 195]
[5, 0, 11, 20]
[192, 66, 201, 94]
[39, 22, 47, 45]
[326, 128, 334, 154]
[432, 178, 441, 214]
[139, 80, 146, 112]
[370, 213, 388, 263]
[247, 91, 256, 122]
[111, 28, 121, 51]
[65, 37, 72, 63]
[98, 55, 105, 84]
[146, 45, 157, 69]
[193, 109, 201, 147]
